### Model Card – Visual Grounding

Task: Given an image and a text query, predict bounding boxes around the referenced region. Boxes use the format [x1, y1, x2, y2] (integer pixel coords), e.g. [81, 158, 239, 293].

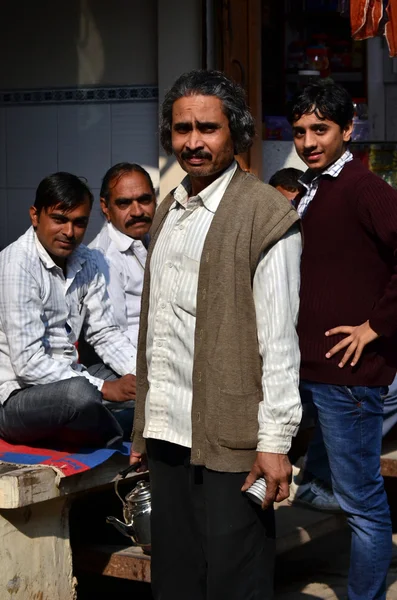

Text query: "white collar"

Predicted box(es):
[171, 160, 238, 213]
[106, 221, 137, 252]
[34, 229, 87, 275]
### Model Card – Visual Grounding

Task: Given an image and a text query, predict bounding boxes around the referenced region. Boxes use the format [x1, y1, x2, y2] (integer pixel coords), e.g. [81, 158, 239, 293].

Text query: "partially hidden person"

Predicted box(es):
[268, 167, 304, 202]
[79, 163, 156, 370]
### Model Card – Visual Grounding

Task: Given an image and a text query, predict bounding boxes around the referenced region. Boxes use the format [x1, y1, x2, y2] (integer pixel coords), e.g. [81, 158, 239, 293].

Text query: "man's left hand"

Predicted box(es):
[325, 320, 379, 368]
[241, 452, 292, 510]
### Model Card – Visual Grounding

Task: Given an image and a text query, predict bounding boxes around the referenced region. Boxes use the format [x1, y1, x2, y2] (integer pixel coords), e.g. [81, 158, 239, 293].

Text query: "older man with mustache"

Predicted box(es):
[87, 163, 156, 363]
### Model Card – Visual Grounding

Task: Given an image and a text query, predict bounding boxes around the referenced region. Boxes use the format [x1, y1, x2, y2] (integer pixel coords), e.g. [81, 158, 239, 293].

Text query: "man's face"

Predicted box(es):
[29, 199, 91, 267]
[100, 172, 156, 239]
[292, 111, 353, 172]
[171, 94, 235, 183]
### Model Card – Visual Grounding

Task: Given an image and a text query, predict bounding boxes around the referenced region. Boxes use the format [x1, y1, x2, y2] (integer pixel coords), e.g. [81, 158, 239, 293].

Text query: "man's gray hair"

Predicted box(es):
[160, 69, 255, 156]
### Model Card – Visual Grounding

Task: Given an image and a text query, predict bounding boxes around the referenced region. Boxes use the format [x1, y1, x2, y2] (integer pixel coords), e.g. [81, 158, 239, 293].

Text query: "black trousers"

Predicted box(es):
[147, 439, 275, 600]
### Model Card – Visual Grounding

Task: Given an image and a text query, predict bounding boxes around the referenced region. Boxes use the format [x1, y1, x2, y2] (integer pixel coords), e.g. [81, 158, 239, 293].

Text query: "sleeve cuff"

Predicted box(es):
[257, 424, 300, 454]
[256, 438, 292, 454]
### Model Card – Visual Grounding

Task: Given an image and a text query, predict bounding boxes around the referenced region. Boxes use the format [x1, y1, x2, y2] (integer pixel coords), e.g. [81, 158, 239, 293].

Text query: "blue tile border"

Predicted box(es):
[0, 85, 158, 106]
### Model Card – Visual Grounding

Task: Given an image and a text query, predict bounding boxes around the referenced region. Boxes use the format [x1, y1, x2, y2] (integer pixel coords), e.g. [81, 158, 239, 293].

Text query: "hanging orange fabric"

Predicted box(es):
[385, 1, 397, 57]
[351, 0, 384, 40]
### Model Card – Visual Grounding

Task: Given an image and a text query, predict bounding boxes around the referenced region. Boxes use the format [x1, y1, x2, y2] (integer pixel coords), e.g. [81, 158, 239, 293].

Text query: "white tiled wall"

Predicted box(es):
[263, 141, 306, 183]
[111, 103, 159, 171]
[0, 108, 6, 189]
[0, 189, 7, 250]
[58, 105, 111, 189]
[0, 101, 159, 248]
[6, 106, 58, 189]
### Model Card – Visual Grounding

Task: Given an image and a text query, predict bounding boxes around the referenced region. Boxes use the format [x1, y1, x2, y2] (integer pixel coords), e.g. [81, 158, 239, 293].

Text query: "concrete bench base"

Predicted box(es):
[0, 455, 142, 600]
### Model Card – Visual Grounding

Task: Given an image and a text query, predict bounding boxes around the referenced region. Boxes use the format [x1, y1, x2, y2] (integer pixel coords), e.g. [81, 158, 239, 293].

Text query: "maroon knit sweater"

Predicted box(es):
[298, 159, 397, 386]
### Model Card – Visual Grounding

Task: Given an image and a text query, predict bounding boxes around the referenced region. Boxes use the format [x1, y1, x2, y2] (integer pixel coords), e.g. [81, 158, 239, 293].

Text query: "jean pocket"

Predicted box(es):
[218, 389, 260, 450]
[344, 385, 367, 405]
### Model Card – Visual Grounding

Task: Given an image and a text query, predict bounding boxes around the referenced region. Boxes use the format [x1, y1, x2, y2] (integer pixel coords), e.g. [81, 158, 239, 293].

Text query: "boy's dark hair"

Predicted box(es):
[287, 80, 354, 131]
[100, 163, 155, 206]
[269, 168, 305, 194]
[160, 69, 255, 155]
[34, 172, 93, 215]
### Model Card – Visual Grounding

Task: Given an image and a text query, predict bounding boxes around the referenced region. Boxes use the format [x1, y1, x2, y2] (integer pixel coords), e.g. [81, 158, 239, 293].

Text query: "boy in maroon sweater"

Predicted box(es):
[289, 81, 397, 600]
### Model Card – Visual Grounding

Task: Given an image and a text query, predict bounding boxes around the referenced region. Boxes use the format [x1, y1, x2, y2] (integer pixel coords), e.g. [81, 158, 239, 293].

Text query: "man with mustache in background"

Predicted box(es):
[86, 164, 156, 374]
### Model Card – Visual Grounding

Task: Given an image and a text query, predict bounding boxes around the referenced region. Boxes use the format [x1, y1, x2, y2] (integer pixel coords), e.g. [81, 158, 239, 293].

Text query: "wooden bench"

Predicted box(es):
[0, 454, 142, 600]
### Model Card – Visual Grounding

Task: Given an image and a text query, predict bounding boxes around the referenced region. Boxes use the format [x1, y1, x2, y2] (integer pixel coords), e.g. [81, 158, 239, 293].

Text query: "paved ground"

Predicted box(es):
[275, 528, 397, 599]
[77, 528, 397, 598]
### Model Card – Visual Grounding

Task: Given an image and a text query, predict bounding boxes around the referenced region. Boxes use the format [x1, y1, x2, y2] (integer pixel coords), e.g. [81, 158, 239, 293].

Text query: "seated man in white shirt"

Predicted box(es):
[81, 163, 156, 368]
[0, 172, 137, 449]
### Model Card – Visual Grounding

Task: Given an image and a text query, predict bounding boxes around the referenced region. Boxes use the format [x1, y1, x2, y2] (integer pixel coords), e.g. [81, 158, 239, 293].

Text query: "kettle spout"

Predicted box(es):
[106, 515, 136, 539]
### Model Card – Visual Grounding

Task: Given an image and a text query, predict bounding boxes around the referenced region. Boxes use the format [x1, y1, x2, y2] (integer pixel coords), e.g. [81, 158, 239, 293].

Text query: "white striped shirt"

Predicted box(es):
[143, 162, 302, 454]
[297, 149, 353, 217]
[0, 227, 136, 403]
[89, 222, 148, 372]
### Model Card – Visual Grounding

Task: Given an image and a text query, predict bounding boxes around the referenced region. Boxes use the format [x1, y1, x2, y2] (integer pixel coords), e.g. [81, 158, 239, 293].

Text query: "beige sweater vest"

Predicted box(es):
[132, 166, 300, 472]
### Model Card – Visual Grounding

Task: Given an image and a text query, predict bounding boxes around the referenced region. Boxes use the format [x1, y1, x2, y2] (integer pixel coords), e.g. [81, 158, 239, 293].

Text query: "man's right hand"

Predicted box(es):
[101, 374, 136, 402]
[129, 446, 148, 472]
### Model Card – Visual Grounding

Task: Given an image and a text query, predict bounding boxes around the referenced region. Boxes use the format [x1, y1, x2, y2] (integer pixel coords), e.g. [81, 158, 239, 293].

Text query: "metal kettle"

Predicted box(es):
[106, 464, 151, 553]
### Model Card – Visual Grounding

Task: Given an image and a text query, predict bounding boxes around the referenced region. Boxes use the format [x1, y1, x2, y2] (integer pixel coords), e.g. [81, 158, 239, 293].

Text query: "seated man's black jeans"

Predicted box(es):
[0, 364, 134, 448]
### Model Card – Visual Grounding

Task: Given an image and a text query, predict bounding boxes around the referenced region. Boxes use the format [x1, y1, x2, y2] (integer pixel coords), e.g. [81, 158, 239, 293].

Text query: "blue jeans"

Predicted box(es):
[305, 375, 397, 487]
[0, 364, 134, 448]
[300, 380, 392, 600]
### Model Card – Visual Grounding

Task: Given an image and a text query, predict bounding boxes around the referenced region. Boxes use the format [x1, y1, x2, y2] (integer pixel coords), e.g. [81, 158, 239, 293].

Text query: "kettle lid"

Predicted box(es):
[125, 480, 151, 504]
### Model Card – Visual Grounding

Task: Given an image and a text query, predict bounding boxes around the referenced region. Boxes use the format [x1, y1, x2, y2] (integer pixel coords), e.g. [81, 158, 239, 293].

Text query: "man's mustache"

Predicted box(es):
[181, 150, 212, 160]
[125, 216, 153, 227]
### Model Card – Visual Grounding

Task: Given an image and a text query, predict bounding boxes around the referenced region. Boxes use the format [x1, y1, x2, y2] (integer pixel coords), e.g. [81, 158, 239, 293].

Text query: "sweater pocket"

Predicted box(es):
[217, 390, 260, 450]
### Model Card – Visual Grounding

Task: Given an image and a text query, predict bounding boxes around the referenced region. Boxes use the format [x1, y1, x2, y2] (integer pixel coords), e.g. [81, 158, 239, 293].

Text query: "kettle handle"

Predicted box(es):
[118, 463, 138, 479]
[115, 463, 138, 508]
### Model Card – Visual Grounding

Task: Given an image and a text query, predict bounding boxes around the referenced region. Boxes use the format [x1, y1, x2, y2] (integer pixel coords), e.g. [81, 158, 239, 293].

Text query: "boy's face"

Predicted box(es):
[275, 185, 300, 203]
[292, 111, 353, 172]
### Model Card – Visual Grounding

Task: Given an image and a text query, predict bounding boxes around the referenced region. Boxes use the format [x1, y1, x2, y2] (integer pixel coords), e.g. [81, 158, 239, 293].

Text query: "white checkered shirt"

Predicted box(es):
[297, 150, 353, 217]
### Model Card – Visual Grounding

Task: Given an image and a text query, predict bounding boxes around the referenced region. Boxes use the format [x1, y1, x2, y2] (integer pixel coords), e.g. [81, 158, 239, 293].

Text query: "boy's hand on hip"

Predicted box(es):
[325, 320, 379, 368]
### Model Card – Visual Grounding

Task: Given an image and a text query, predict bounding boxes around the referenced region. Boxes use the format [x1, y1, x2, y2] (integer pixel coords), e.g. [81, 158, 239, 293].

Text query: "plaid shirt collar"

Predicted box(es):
[300, 149, 353, 189]
[296, 150, 353, 217]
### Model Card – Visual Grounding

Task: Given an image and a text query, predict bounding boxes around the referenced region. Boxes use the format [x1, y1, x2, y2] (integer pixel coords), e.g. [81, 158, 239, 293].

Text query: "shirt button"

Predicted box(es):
[179, 224, 184, 230]
[168, 262, 173, 269]
[154, 382, 160, 388]
[157, 341, 163, 347]
[160, 303, 166, 309]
